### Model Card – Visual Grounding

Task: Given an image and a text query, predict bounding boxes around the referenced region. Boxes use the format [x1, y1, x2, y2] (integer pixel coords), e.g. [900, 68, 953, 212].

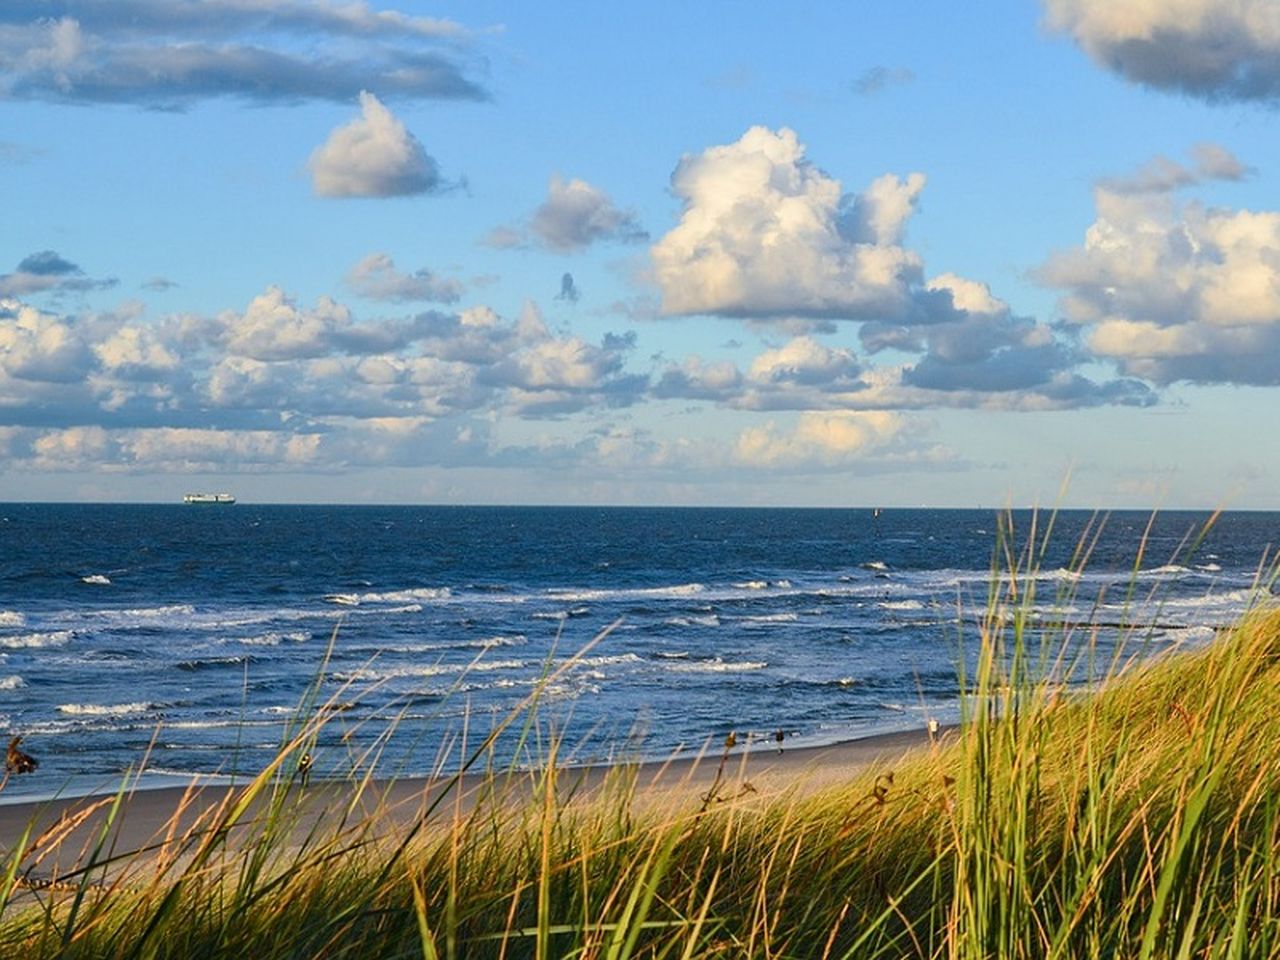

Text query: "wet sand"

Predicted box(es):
[0, 726, 952, 884]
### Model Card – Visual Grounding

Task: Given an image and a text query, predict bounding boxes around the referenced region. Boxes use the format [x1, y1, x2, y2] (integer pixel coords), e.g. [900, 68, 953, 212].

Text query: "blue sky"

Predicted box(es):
[2, 0, 1279, 507]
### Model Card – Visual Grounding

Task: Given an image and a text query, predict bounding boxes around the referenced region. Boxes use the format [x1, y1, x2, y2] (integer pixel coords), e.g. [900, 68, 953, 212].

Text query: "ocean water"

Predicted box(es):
[0, 505, 1275, 800]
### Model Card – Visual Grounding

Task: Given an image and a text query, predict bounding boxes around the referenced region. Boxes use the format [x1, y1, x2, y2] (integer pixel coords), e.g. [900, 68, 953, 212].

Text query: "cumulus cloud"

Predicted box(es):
[735, 411, 904, 467]
[651, 126, 925, 319]
[646, 124, 1142, 415]
[653, 356, 744, 401]
[1039, 175, 1280, 385]
[0, 2, 485, 107]
[0, 299, 96, 382]
[346, 253, 463, 302]
[17, 425, 323, 472]
[215, 286, 475, 361]
[309, 92, 441, 198]
[490, 176, 647, 252]
[656, 295, 1151, 413]
[529, 176, 647, 252]
[1045, 0, 1280, 102]
[749, 337, 861, 386]
[0, 282, 654, 475]
[476, 303, 644, 415]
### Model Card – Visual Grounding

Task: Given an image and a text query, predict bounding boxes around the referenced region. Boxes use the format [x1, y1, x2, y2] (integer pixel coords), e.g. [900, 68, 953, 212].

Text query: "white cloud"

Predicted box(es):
[0, 283, 657, 475]
[924, 274, 1007, 316]
[0, 300, 95, 382]
[218, 285, 438, 360]
[346, 253, 463, 302]
[309, 92, 441, 198]
[495, 337, 619, 391]
[528, 176, 647, 252]
[651, 126, 924, 319]
[488, 176, 647, 252]
[1039, 179, 1280, 384]
[653, 356, 744, 400]
[734, 411, 904, 467]
[222, 287, 355, 359]
[843, 172, 927, 246]
[0, 3, 483, 106]
[120, 428, 322, 469]
[31, 425, 110, 468]
[93, 324, 179, 378]
[748, 337, 861, 386]
[1045, 0, 1280, 101]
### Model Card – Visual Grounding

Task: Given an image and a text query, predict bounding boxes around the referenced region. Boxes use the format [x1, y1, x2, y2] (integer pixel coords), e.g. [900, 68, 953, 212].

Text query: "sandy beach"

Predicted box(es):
[0, 726, 950, 884]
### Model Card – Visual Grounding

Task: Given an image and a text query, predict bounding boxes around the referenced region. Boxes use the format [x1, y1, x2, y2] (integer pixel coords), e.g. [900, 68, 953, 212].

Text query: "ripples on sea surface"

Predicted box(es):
[0, 505, 1275, 799]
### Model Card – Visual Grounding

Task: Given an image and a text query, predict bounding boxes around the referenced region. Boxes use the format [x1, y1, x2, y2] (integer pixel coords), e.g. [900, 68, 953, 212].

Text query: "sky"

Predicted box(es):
[2, 0, 1280, 508]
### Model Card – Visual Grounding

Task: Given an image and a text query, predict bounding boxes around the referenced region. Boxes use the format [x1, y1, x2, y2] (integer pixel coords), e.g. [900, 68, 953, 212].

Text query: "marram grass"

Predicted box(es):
[4, 530, 1280, 957]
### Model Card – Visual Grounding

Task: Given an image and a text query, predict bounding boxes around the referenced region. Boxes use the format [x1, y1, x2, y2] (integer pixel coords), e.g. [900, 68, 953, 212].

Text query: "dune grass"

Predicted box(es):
[3, 517, 1280, 957]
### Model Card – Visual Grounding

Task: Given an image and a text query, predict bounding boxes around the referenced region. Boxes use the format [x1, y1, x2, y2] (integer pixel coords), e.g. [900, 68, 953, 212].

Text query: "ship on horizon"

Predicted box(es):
[182, 493, 236, 504]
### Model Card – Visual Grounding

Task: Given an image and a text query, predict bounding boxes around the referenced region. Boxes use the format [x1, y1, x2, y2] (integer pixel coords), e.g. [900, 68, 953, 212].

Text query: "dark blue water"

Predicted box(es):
[0, 505, 1275, 799]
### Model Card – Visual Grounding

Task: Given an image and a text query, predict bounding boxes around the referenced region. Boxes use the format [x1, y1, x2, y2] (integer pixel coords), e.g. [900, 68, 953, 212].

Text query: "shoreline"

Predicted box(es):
[0, 725, 951, 878]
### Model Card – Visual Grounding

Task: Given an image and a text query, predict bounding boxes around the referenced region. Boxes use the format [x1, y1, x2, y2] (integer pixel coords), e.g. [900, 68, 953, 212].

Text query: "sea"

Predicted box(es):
[0, 505, 1276, 801]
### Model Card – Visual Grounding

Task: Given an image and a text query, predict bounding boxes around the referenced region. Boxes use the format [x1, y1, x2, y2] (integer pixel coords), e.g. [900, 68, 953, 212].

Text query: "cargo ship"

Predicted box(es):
[182, 493, 236, 504]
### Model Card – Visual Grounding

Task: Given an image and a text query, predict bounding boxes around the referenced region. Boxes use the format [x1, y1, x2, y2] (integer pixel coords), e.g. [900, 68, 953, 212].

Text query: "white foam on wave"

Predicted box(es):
[58, 701, 152, 716]
[81, 574, 111, 585]
[1197, 563, 1223, 572]
[740, 612, 798, 624]
[163, 719, 276, 730]
[547, 582, 706, 602]
[543, 679, 601, 702]
[732, 580, 793, 591]
[861, 561, 889, 571]
[665, 615, 720, 628]
[0, 674, 25, 690]
[95, 604, 197, 620]
[880, 599, 925, 611]
[337, 658, 527, 683]
[1141, 564, 1193, 577]
[477, 635, 525, 649]
[1151, 587, 1257, 611]
[0, 630, 73, 649]
[663, 658, 767, 674]
[325, 587, 449, 607]
[577, 653, 644, 668]
[1160, 625, 1219, 645]
[235, 631, 310, 646]
[0, 611, 25, 627]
